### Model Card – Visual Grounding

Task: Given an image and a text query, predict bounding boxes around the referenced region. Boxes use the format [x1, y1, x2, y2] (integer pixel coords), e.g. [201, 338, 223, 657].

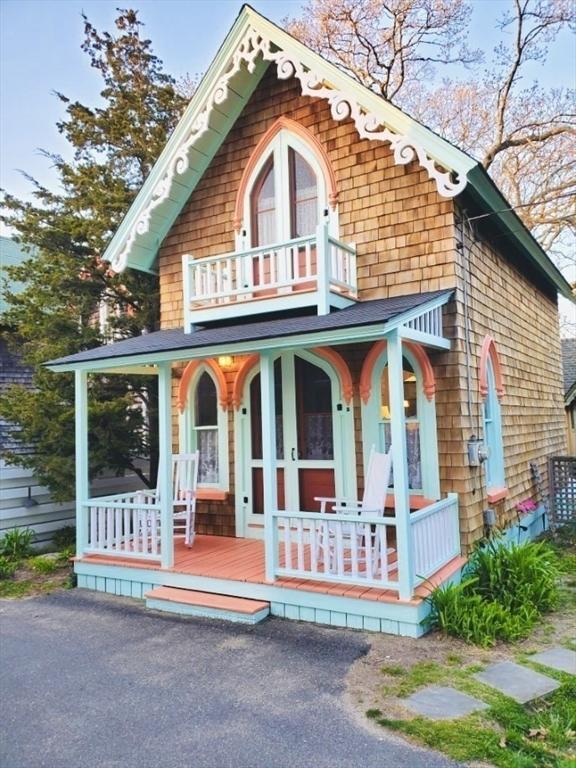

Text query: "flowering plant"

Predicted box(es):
[516, 498, 537, 515]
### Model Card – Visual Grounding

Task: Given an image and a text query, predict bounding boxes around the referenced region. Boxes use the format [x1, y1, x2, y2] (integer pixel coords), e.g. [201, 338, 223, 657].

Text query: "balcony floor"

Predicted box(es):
[79, 534, 465, 606]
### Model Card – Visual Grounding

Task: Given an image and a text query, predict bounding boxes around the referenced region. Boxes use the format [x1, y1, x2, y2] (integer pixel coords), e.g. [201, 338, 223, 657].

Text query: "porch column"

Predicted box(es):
[387, 329, 414, 600]
[74, 369, 89, 556]
[260, 351, 278, 582]
[158, 361, 174, 568]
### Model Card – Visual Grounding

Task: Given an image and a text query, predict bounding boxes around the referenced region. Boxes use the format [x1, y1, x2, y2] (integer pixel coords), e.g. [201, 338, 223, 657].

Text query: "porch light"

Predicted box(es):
[217, 356, 234, 369]
[380, 403, 409, 419]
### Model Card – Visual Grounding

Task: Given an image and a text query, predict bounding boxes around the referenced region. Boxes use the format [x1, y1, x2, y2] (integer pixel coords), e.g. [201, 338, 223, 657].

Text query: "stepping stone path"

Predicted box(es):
[531, 646, 576, 675]
[404, 686, 488, 720]
[400, 647, 573, 720]
[474, 661, 560, 704]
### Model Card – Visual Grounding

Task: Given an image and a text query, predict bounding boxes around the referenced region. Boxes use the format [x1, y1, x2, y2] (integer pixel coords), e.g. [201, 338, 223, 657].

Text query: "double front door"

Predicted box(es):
[239, 351, 346, 538]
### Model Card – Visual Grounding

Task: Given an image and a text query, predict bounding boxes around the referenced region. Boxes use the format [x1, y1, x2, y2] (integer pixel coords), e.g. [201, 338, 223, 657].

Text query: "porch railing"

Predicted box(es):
[270, 510, 399, 590]
[82, 491, 162, 561]
[411, 493, 460, 582]
[183, 224, 357, 326]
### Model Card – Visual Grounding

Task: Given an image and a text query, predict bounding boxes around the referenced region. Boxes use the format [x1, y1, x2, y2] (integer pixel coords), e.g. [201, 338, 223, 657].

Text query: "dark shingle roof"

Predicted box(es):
[47, 290, 452, 368]
[562, 337, 576, 396]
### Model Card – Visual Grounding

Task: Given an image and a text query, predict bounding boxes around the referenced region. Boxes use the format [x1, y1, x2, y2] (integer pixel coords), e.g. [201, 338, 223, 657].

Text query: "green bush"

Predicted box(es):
[427, 539, 560, 646]
[52, 526, 76, 551]
[29, 556, 58, 575]
[0, 556, 17, 580]
[0, 528, 35, 561]
[468, 539, 559, 613]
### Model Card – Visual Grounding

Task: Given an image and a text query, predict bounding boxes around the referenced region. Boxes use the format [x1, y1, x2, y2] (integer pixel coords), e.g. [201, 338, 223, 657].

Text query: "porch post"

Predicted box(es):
[158, 361, 174, 568]
[387, 329, 414, 600]
[74, 369, 89, 556]
[260, 351, 278, 582]
[316, 221, 331, 316]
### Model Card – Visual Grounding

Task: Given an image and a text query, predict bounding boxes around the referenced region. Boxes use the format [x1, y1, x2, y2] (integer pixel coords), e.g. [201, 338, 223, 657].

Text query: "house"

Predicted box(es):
[46, 7, 571, 635]
[562, 338, 576, 456]
[0, 236, 145, 546]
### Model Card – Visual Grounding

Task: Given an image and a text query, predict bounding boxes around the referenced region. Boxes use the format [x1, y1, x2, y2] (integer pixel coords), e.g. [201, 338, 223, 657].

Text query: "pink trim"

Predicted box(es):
[479, 336, 505, 401]
[359, 341, 386, 404]
[178, 359, 229, 413]
[359, 341, 436, 404]
[233, 116, 339, 233]
[312, 347, 354, 404]
[232, 354, 260, 410]
[487, 487, 509, 504]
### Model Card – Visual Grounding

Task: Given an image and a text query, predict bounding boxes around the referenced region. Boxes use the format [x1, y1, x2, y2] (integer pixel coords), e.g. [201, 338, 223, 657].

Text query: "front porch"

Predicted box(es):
[49, 288, 464, 635]
[76, 532, 465, 636]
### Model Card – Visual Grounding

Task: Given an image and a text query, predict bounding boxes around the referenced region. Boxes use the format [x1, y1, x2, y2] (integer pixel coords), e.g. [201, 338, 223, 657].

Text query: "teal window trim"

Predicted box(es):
[482, 357, 505, 492]
[360, 347, 440, 501]
[178, 365, 229, 492]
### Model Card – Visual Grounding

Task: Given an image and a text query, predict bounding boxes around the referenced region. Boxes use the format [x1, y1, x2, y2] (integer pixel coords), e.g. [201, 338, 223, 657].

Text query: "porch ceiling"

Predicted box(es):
[46, 289, 453, 372]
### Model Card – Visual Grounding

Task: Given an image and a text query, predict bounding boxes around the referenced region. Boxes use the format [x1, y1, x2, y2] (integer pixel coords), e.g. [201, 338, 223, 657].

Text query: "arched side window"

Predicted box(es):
[360, 345, 440, 500]
[235, 118, 339, 248]
[178, 362, 229, 491]
[481, 352, 506, 499]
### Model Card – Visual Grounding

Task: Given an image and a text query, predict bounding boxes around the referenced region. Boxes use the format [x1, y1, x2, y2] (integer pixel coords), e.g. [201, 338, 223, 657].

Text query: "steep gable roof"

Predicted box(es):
[102, 4, 572, 302]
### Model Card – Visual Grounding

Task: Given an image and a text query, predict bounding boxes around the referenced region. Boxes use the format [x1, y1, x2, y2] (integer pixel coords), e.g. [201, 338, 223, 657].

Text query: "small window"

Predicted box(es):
[379, 357, 422, 490]
[483, 357, 505, 490]
[193, 372, 219, 484]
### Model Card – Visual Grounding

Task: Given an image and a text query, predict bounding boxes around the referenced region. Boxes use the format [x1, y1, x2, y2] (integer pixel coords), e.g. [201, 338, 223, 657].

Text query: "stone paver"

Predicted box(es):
[474, 661, 560, 703]
[404, 686, 488, 720]
[531, 647, 576, 676]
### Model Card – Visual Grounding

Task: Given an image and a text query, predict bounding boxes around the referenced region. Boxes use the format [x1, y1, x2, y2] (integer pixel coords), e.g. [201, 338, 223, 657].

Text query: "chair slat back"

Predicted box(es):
[361, 447, 392, 516]
[173, 452, 199, 502]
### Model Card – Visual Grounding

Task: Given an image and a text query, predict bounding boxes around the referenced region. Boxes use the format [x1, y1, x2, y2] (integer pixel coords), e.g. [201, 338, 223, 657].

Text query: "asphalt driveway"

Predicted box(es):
[0, 590, 458, 768]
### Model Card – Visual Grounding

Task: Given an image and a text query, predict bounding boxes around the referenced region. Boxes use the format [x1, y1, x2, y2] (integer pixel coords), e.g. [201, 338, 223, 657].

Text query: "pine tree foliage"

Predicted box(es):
[0, 9, 187, 499]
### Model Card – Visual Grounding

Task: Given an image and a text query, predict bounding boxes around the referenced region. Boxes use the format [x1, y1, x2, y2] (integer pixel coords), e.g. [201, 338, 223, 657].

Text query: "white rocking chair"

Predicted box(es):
[170, 452, 199, 547]
[315, 446, 394, 577]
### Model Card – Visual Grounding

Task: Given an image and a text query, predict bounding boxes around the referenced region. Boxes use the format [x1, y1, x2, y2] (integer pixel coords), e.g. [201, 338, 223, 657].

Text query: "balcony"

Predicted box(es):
[182, 223, 357, 331]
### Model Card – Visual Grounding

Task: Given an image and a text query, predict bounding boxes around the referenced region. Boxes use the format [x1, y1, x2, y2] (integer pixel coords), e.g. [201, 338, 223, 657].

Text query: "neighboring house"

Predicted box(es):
[562, 338, 576, 455]
[0, 236, 144, 545]
[46, 7, 571, 635]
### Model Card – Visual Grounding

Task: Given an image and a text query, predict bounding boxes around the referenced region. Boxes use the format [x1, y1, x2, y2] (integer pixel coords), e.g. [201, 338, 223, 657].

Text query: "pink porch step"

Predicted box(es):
[144, 586, 270, 624]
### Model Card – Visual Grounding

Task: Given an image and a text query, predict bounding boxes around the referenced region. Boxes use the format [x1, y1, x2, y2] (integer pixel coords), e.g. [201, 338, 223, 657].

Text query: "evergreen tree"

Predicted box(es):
[1, 9, 187, 499]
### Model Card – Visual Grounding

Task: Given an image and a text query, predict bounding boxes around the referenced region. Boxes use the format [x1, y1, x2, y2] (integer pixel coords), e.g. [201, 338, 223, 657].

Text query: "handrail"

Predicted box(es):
[183, 234, 316, 268]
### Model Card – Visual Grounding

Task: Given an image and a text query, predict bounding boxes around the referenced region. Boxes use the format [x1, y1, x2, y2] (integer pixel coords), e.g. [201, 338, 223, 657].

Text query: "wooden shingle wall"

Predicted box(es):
[446, 224, 567, 546]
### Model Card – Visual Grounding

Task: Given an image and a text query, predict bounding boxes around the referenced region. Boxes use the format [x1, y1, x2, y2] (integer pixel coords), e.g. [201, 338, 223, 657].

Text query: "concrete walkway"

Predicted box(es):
[0, 590, 458, 768]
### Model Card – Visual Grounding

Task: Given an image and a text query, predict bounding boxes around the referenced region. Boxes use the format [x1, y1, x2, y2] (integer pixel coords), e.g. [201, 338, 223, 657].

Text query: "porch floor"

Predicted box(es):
[79, 534, 465, 606]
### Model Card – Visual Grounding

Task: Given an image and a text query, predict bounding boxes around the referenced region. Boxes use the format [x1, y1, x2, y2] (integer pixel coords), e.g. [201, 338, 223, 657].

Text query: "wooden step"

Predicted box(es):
[144, 586, 270, 624]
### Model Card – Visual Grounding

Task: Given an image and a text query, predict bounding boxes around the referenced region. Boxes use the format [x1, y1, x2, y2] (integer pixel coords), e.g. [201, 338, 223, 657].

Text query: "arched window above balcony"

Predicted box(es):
[235, 117, 338, 248]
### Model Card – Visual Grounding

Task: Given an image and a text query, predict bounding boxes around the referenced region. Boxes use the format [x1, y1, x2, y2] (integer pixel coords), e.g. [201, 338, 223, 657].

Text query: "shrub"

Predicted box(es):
[0, 556, 17, 580]
[0, 528, 35, 561]
[467, 539, 560, 613]
[29, 556, 58, 575]
[427, 539, 560, 646]
[52, 526, 76, 551]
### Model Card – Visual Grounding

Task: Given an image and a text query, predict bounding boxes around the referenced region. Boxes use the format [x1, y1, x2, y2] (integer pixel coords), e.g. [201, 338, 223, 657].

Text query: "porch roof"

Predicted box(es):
[46, 289, 453, 372]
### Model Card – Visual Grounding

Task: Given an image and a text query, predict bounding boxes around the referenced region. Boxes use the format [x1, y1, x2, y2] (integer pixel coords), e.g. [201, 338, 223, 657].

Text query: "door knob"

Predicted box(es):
[291, 448, 296, 461]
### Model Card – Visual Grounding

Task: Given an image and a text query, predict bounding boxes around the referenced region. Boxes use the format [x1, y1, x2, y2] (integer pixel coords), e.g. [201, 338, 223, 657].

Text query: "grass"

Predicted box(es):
[365, 534, 576, 768]
[370, 660, 576, 768]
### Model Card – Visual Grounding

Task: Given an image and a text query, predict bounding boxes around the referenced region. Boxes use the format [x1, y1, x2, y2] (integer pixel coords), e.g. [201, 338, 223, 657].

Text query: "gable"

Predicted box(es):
[103, 5, 572, 302]
[105, 6, 474, 275]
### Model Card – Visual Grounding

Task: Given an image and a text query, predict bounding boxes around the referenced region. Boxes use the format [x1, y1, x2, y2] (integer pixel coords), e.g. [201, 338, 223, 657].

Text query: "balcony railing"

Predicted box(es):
[182, 223, 357, 329]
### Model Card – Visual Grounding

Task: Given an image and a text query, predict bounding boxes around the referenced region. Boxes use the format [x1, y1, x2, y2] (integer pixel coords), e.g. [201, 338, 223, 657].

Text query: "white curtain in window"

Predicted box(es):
[197, 428, 219, 484]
